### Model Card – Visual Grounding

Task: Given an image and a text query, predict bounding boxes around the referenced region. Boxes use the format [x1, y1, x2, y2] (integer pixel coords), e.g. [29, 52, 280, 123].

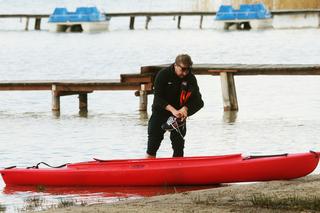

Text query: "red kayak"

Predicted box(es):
[1, 151, 319, 187]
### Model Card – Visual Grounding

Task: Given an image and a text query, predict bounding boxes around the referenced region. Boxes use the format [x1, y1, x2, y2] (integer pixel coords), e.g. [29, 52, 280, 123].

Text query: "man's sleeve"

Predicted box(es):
[153, 70, 169, 110]
[185, 75, 204, 116]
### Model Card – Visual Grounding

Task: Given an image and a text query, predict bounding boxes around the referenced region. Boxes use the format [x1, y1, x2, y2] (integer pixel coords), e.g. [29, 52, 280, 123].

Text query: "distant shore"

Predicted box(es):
[42, 174, 320, 213]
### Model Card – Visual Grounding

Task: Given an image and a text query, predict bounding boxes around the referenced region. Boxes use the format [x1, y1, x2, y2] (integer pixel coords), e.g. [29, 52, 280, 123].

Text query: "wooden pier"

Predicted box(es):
[1, 10, 320, 31]
[0, 12, 216, 31]
[0, 79, 152, 114]
[1, 64, 320, 115]
[140, 64, 320, 111]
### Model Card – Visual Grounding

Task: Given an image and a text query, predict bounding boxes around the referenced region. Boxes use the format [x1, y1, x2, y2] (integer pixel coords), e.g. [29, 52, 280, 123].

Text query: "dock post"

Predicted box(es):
[145, 16, 151, 30]
[25, 17, 29, 31]
[51, 85, 60, 112]
[139, 84, 148, 111]
[79, 93, 88, 114]
[177, 16, 181, 29]
[224, 22, 234, 30]
[129, 16, 135, 30]
[223, 111, 238, 123]
[220, 72, 238, 111]
[199, 15, 203, 29]
[35, 18, 41, 30]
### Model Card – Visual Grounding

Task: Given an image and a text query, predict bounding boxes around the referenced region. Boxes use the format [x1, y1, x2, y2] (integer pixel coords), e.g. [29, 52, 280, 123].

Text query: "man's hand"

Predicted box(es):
[178, 106, 188, 121]
[165, 105, 182, 118]
[172, 109, 183, 118]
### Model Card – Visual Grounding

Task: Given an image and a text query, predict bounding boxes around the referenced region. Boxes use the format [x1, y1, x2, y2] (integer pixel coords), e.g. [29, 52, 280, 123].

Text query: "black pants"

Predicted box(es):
[147, 113, 186, 157]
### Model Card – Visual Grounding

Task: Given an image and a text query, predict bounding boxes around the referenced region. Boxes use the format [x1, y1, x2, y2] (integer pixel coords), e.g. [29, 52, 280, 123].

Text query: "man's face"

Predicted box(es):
[174, 63, 191, 78]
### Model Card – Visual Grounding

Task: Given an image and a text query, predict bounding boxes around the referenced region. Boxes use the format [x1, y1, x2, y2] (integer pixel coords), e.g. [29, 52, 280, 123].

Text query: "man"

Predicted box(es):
[146, 54, 204, 158]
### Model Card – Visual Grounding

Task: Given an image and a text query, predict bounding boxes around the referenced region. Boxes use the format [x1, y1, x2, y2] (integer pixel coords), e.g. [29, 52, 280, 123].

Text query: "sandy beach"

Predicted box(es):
[41, 174, 320, 213]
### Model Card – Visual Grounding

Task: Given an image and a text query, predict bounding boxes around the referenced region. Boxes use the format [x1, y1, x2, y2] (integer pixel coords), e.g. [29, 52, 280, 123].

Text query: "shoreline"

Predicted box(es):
[42, 174, 320, 212]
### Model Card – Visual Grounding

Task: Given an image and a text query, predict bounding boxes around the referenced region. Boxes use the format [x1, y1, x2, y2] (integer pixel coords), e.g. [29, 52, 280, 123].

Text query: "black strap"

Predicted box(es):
[27, 162, 68, 169]
[244, 153, 288, 160]
[4, 166, 16, 169]
[310, 150, 319, 158]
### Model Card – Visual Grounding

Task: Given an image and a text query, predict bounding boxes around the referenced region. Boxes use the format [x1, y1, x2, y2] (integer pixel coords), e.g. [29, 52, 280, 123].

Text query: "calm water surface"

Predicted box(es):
[1, 0, 320, 211]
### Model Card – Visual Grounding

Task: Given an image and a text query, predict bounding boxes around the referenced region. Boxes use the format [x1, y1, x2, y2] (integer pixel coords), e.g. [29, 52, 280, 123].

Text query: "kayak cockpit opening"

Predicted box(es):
[243, 153, 288, 160]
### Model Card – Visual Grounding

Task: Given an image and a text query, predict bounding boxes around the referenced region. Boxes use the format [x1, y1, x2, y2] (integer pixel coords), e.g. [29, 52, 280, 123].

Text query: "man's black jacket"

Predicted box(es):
[152, 64, 204, 116]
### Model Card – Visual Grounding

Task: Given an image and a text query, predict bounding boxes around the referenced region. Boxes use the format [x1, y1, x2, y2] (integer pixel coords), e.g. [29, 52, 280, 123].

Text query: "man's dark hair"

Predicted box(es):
[175, 54, 193, 67]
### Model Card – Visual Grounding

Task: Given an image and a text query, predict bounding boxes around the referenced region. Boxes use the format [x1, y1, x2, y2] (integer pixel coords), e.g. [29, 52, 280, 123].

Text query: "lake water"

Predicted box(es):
[1, 0, 320, 212]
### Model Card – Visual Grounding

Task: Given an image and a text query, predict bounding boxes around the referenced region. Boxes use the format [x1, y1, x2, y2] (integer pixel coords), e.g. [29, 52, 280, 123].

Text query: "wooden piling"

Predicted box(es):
[139, 84, 148, 111]
[223, 111, 238, 123]
[219, 71, 238, 111]
[199, 15, 203, 29]
[79, 93, 88, 113]
[145, 16, 151, 29]
[224, 22, 234, 30]
[208, 69, 238, 111]
[129, 16, 135, 30]
[177, 16, 181, 29]
[51, 85, 60, 112]
[34, 18, 41, 30]
[25, 17, 29, 31]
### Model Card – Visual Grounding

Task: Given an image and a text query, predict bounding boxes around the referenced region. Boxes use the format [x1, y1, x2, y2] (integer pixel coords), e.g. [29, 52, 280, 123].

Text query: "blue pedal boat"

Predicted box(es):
[48, 7, 111, 32]
[215, 3, 272, 30]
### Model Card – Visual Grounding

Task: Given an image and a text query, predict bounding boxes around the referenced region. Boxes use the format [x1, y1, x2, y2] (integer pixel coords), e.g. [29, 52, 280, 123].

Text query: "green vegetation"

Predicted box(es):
[190, 192, 320, 212]
[80, 200, 88, 206]
[0, 203, 6, 212]
[21, 196, 46, 211]
[38, 198, 88, 211]
[15, 196, 89, 212]
[250, 194, 320, 211]
[57, 198, 77, 208]
[56, 198, 88, 208]
[191, 194, 217, 205]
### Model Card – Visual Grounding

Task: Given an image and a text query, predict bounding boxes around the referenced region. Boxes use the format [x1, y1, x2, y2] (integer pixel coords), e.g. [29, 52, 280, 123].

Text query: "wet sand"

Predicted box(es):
[42, 174, 320, 213]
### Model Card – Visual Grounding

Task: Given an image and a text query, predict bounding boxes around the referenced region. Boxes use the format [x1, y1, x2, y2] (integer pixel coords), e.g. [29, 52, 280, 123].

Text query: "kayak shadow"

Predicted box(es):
[3, 185, 223, 198]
